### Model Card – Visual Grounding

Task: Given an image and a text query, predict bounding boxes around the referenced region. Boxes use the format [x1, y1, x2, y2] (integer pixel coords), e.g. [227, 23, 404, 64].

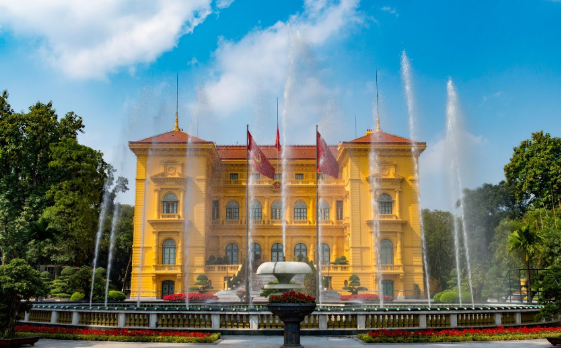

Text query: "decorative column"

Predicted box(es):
[395, 189, 401, 219]
[154, 188, 161, 219]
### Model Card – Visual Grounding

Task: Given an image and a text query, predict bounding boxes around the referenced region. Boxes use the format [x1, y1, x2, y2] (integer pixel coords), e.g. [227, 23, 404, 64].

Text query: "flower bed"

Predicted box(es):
[15, 325, 220, 343]
[358, 326, 561, 343]
[162, 293, 218, 302]
[340, 294, 394, 302]
[269, 290, 316, 304]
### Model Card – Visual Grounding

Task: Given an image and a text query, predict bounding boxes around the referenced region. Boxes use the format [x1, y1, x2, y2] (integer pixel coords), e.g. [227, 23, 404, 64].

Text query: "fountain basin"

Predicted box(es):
[256, 262, 313, 294]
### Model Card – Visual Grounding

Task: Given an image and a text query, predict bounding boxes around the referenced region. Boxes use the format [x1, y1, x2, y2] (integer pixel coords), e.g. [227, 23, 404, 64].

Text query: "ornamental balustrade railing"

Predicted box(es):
[21, 305, 555, 331]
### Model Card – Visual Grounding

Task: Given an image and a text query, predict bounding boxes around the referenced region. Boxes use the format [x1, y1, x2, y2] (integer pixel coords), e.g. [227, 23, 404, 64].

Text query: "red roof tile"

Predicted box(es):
[130, 130, 210, 144]
[347, 131, 425, 145]
[216, 145, 337, 160]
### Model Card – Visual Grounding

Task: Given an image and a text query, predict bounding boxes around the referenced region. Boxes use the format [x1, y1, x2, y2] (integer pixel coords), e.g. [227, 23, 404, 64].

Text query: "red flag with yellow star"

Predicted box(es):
[248, 131, 275, 180]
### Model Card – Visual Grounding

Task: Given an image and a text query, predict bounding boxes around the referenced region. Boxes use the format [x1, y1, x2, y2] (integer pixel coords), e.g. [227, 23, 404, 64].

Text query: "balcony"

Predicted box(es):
[319, 220, 333, 225]
[293, 220, 310, 225]
[205, 265, 241, 273]
[224, 220, 242, 225]
[160, 213, 179, 219]
[380, 264, 403, 273]
[154, 264, 182, 272]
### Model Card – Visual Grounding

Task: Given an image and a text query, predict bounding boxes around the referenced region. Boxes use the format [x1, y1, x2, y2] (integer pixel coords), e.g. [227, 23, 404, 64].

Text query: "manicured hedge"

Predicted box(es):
[15, 325, 220, 343]
[358, 326, 561, 343]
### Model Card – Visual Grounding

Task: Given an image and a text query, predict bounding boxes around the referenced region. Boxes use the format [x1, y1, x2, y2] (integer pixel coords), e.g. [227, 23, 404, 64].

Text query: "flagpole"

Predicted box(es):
[245, 124, 250, 303]
[315, 125, 320, 302]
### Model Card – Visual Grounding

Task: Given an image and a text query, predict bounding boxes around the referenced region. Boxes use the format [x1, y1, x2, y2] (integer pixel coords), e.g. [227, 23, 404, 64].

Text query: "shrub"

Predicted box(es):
[340, 294, 394, 302]
[439, 291, 459, 303]
[433, 292, 443, 303]
[413, 283, 421, 298]
[61, 266, 76, 277]
[70, 292, 85, 302]
[343, 274, 367, 295]
[162, 293, 218, 302]
[107, 290, 126, 302]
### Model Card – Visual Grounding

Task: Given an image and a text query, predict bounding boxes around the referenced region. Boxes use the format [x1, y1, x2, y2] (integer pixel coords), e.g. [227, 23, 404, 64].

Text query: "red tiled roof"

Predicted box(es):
[347, 131, 425, 145]
[217, 145, 338, 160]
[130, 130, 210, 144]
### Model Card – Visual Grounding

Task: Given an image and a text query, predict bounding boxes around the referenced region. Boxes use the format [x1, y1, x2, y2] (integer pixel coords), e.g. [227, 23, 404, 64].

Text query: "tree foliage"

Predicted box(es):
[0, 259, 48, 338]
[504, 131, 561, 210]
[422, 209, 455, 290]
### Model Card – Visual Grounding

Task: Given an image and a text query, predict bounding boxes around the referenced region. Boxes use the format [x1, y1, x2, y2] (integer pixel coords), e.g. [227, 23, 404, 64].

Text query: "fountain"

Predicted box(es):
[89, 184, 110, 307]
[401, 51, 431, 305]
[104, 203, 121, 306]
[257, 261, 315, 348]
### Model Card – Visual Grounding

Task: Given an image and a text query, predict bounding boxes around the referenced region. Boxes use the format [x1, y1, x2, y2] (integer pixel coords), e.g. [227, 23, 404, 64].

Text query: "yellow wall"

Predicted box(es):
[129, 132, 426, 300]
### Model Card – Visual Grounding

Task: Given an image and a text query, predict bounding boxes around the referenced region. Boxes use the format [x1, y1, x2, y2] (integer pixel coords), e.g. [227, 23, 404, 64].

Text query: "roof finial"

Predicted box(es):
[376, 70, 381, 132]
[174, 73, 179, 131]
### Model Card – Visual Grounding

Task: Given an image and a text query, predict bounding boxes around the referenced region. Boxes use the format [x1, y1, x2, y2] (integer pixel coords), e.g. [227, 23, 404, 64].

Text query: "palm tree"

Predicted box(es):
[507, 225, 542, 303]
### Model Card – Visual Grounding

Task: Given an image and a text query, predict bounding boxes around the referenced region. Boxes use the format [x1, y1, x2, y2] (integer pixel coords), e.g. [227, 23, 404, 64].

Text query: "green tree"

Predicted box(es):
[535, 266, 561, 321]
[194, 274, 213, 293]
[504, 131, 561, 210]
[422, 209, 455, 290]
[507, 225, 542, 303]
[0, 259, 48, 338]
[343, 274, 367, 295]
[50, 266, 76, 298]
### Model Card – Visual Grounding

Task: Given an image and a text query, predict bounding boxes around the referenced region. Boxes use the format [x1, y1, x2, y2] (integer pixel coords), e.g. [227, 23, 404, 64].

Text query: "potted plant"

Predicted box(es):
[267, 290, 316, 348]
[413, 283, 421, 299]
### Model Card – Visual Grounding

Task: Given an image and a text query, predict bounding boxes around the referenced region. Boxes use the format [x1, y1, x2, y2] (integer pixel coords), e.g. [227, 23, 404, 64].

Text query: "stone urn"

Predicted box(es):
[257, 262, 315, 348]
[267, 302, 316, 348]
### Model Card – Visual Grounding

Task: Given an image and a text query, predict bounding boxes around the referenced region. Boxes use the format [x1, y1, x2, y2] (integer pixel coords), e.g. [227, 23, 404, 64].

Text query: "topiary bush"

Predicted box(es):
[107, 290, 126, 301]
[70, 292, 85, 302]
[433, 292, 443, 303]
[439, 291, 459, 303]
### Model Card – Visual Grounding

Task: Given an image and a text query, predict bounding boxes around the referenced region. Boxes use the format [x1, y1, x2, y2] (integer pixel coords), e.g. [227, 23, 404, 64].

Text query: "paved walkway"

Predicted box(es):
[31, 336, 553, 347]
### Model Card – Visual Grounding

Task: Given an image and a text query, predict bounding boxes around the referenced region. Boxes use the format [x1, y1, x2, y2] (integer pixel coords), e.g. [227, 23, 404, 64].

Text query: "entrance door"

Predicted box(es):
[382, 280, 394, 298]
[162, 280, 175, 298]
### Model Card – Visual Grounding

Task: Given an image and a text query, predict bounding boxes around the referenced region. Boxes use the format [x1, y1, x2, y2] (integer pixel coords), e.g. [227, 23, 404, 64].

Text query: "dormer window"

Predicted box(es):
[162, 193, 178, 214]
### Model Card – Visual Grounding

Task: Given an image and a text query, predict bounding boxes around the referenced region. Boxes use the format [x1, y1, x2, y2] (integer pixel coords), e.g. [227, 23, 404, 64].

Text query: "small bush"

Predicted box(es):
[53, 293, 71, 299]
[433, 292, 443, 303]
[70, 292, 85, 302]
[61, 266, 76, 277]
[439, 291, 459, 303]
[107, 290, 126, 302]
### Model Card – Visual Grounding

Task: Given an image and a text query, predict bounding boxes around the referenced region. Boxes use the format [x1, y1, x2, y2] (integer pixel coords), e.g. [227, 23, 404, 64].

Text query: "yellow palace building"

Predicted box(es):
[128, 121, 427, 300]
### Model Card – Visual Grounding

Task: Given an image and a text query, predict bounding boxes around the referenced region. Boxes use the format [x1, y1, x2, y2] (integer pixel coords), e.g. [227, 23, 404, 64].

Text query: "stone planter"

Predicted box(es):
[0, 336, 40, 347]
[268, 303, 316, 348]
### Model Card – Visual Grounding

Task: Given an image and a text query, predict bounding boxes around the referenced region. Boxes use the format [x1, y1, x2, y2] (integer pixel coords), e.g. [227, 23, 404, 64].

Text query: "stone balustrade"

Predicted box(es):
[21, 305, 552, 331]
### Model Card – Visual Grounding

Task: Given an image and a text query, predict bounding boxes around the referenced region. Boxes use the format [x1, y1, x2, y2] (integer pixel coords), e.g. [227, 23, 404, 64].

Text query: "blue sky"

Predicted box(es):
[1, 0, 560, 210]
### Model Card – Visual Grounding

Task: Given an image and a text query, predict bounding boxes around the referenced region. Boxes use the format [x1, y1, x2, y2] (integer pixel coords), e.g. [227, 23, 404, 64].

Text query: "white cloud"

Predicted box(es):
[482, 91, 503, 103]
[216, 0, 235, 9]
[203, 0, 362, 142]
[381, 6, 398, 17]
[0, 0, 221, 79]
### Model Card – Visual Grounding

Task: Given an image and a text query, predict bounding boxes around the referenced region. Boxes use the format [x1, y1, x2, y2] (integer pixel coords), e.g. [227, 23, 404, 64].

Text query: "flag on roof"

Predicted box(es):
[248, 131, 275, 180]
[275, 125, 282, 152]
[317, 131, 339, 178]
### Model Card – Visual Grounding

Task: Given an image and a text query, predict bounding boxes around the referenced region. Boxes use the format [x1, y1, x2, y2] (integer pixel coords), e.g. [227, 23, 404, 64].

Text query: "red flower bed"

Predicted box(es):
[340, 294, 394, 302]
[16, 325, 210, 338]
[269, 290, 316, 304]
[162, 293, 218, 302]
[359, 326, 561, 343]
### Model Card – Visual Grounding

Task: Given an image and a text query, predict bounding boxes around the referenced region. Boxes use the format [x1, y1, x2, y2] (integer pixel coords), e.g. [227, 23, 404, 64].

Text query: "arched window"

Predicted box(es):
[318, 200, 329, 220]
[271, 243, 283, 262]
[320, 243, 330, 264]
[162, 193, 178, 214]
[226, 243, 239, 264]
[382, 280, 394, 297]
[294, 200, 307, 220]
[226, 201, 239, 220]
[250, 201, 262, 220]
[162, 239, 176, 265]
[380, 239, 394, 265]
[379, 193, 393, 214]
[271, 200, 283, 220]
[251, 243, 262, 261]
[294, 243, 307, 258]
